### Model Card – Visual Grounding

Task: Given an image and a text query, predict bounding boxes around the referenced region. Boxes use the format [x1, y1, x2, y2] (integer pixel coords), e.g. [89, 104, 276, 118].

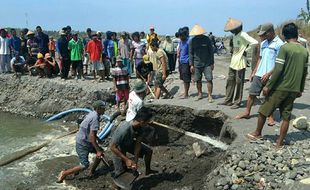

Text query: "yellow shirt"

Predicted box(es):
[230, 31, 258, 70]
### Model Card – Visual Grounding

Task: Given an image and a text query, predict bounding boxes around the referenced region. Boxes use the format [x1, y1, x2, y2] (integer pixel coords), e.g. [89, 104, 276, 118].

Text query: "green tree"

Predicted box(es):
[298, 0, 310, 24]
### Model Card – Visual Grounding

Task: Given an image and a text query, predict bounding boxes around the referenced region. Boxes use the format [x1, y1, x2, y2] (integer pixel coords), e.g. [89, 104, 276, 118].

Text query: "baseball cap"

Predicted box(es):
[257, 23, 274, 36]
[92, 100, 106, 109]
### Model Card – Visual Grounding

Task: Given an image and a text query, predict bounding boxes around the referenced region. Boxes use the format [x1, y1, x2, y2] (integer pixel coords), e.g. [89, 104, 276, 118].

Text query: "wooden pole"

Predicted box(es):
[151, 121, 228, 150]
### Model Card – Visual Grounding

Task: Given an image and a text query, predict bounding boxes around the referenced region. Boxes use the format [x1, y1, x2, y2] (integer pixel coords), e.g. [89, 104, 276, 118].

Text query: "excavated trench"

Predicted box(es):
[127, 104, 236, 190]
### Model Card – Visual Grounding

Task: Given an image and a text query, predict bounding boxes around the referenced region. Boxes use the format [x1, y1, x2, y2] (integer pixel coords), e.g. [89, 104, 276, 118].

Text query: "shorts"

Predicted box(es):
[194, 65, 213, 82]
[116, 89, 129, 102]
[112, 142, 152, 177]
[249, 76, 265, 96]
[83, 54, 89, 65]
[76, 143, 96, 169]
[71, 60, 83, 70]
[259, 90, 298, 121]
[90, 61, 104, 71]
[154, 71, 168, 87]
[179, 63, 191, 83]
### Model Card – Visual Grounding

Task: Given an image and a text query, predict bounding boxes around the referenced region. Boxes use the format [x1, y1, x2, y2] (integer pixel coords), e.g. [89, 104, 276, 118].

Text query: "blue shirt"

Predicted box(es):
[36, 32, 49, 55]
[179, 38, 190, 64]
[255, 36, 284, 77]
[9, 36, 21, 52]
[76, 111, 100, 148]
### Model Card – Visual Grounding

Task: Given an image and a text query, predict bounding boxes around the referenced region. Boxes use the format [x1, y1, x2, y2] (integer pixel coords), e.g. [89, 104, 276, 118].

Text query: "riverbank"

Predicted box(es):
[0, 54, 310, 189]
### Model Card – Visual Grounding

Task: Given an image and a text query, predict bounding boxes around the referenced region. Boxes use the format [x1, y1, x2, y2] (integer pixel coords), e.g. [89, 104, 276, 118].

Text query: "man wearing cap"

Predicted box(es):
[118, 32, 132, 76]
[126, 80, 147, 122]
[68, 33, 84, 79]
[236, 23, 284, 123]
[87, 33, 104, 81]
[220, 18, 258, 109]
[247, 23, 308, 148]
[189, 24, 215, 102]
[0, 29, 11, 73]
[136, 55, 153, 84]
[57, 100, 107, 183]
[57, 30, 71, 79]
[36, 26, 49, 55]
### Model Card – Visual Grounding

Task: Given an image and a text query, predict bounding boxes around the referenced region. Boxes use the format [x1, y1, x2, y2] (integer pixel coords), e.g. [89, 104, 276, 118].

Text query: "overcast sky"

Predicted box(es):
[0, 0, 306, 36]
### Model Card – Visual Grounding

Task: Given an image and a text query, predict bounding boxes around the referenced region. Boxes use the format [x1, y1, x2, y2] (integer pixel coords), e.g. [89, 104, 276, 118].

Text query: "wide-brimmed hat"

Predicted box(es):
[44, 53, 51, 59]
[224, 18, 242, 32]
[189, 24, 206, 36]
[37, 53, 43, 59]
[26, 31, 35, 36]
[133, 80, 147, 93]
[59, 30, 66, 35]
[92, 100, 107, 109]
[257, 23, 274, 36]
[116, 55, 123, 62]
[143, 55, 151, 64]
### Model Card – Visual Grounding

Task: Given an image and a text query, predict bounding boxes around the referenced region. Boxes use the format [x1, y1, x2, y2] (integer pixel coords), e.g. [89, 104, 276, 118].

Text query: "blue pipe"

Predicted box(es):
[45, 108, 92, 122]
[46, 108, 121, 141]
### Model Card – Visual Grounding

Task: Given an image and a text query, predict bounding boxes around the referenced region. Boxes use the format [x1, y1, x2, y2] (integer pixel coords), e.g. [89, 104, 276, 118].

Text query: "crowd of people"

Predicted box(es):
[1, 18, 309, 189]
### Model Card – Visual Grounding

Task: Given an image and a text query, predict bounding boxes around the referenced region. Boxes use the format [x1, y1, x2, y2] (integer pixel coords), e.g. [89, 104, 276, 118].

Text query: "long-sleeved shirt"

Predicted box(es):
[230, 31, 258, 70]
[57, 37, 70, 60]
[189, 35, 214, 68]
[267, 42, 308, 93]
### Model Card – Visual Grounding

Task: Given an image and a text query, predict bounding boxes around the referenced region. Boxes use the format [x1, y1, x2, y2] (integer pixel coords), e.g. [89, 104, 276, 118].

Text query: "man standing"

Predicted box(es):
[57, 30, 70, 79]
[87, 33, 104, 81]
[189, 24, 215, 102]
[83, 28, 92, 75]
[20, 28, 29, 60]
[220, 18, 258, 109]
[247, 23, 308, 148]
[178, 28, 191, 99]
[9, 29, 21, 55]
[150, 40, 171, 99]
[57, 100, 107, 183]
[236, 23, 284, 124]
[118, 32, 132, 76]
[68, 33, 84, 79]
[0, 29, 11, 73]
[36, 26, 49, 55]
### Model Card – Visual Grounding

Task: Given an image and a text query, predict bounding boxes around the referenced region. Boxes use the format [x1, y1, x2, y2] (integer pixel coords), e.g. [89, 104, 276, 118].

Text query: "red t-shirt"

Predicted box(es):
[87, 39, 102, 61]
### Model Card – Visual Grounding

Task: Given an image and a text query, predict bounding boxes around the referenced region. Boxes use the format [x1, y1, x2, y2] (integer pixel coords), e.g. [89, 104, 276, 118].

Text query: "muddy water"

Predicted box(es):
[0, 112, 76, 190]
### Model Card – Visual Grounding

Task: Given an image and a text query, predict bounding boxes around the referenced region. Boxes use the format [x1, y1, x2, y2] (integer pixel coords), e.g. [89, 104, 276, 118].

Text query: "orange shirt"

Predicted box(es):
[48, 40, 56, 51]
[87, 39, 102, 61]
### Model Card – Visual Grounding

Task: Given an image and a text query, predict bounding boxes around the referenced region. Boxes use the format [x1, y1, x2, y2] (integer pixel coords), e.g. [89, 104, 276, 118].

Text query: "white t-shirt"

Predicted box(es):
[126, 91, 143, 122]
[0, 36, 10, 55]
[132, 40, 145, 59]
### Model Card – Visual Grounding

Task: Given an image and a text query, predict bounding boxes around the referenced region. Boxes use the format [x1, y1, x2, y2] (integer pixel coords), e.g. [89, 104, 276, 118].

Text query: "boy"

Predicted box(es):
[111, 55, 130, 113]
[57, 100, 107, 183]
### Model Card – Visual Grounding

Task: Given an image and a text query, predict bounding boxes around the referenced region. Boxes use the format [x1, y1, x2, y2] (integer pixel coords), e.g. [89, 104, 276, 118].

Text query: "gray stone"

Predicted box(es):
[238, 161, 246, 170]
[231, 184, 239, 190]
[223, 185, 229, 190]
[285, 179, 295, 185]
[254, 174, 261, 182]
[275, 156, 283, 163]
[287, 170, 298, 179]
[217, 178, 230, 186]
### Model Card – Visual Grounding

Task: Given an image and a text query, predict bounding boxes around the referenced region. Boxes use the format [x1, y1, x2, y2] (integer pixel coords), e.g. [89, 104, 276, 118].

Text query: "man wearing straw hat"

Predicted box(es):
[219, 18, 258, 109]
[189, 24, 215, 102]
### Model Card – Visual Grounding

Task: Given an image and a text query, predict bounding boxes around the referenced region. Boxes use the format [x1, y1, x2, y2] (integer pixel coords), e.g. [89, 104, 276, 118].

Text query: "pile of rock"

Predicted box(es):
[210, 139, 310, 190]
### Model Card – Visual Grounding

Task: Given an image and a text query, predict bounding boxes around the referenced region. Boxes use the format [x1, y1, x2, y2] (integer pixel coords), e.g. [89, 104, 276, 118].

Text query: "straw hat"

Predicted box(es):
[26, 31, 35, 36]
[224, 18, 242, 32]
[189, 24, 206, 36]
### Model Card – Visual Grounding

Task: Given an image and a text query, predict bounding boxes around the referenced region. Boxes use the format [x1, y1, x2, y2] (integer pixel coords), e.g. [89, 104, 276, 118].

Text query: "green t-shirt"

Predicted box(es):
[68, 39, 84, 61]
[267, 42, 309, 93]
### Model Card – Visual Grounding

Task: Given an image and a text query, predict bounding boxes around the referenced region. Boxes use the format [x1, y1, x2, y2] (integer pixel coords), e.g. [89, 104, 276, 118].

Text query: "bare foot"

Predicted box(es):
[56, 171, 66, 183]
[245, 133, 263, 141]
[235, 112, 250, 119]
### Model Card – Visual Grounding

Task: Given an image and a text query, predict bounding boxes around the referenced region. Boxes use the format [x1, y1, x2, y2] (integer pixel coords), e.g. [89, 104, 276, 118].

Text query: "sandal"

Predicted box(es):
[245, 133, 263, 141]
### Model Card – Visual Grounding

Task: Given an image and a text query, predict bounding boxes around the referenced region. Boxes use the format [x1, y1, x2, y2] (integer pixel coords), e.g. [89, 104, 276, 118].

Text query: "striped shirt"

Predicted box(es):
[111, 66, 129, 90]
